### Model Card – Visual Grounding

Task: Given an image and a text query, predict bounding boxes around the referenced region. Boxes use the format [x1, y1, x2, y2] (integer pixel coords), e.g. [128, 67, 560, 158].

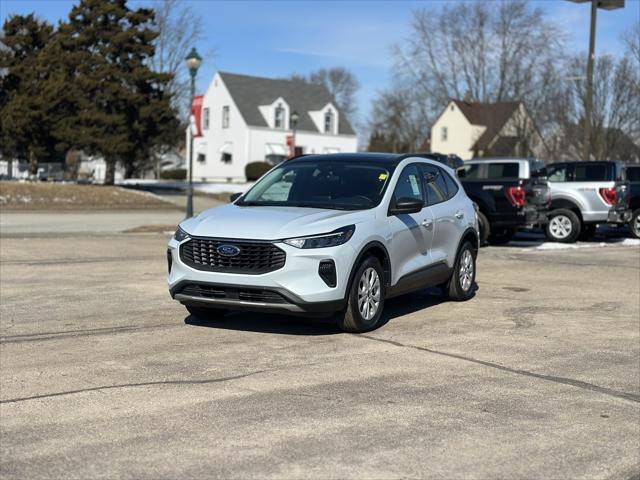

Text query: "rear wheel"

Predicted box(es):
[545, 209, 581, 243]
[488, 228, 515, 245]
[336, 256, 385, 333]
[630, 209, 640, 239]
[185, 305, 227, 320]
[477, 210, 490, 246]
[445, 241, 477, 301]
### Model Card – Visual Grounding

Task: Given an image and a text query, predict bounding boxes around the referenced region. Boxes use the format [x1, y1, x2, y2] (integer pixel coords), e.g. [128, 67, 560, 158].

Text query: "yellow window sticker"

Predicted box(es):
[378, 173, 388, 181]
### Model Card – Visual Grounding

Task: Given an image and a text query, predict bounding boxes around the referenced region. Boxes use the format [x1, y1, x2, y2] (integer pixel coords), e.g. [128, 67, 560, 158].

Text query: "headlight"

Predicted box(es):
[173, 226, 190, 242]
[283, 225, 355, 249]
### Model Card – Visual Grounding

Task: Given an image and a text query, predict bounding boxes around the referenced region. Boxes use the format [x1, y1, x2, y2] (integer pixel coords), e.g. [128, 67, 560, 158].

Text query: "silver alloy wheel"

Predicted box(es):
[549, 214, 573, 240]
[634, 214, 640, 238]
[357, 267, 381, 321]
[459, 249, 474, 292]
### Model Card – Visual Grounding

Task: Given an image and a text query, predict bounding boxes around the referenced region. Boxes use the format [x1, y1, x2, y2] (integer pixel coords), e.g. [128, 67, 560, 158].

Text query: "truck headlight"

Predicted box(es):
[173, 226, 190, 242]
[283, 225, 355, 249]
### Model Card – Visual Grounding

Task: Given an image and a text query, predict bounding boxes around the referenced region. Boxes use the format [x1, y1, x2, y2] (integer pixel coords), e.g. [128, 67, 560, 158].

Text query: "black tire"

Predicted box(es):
[630, 209, 640, 239]
[336, 256, 386, 333]
[488, 228, 515, 245]
[545, 209, 582, 243]
[185, 305, 227, 320]
[578, 224, 597, 241]
[445, 241, 477, 301]
[477, 210, 490, 246]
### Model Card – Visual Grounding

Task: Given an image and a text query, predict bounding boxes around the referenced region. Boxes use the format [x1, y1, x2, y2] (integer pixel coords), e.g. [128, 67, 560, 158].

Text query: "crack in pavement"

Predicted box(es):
[0, 370, 267, 404]
[0, 323, 179, 344]
[358, 334, 640, 404]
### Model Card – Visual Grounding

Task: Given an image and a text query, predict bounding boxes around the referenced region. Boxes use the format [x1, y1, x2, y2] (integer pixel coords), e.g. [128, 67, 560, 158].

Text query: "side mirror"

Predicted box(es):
[456, 168, 466, 178]
[230, 192, 243, 202]
[389, 197, 424, 215]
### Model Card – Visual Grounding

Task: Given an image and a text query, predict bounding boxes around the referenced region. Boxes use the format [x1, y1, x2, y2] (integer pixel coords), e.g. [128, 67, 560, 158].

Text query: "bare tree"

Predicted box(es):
[622, 21, 640, 66]
[149, 0, 211, 122]
[390, 0, 565, 157]
[368, 83, 430, 153]
[289, 67, 360, 122]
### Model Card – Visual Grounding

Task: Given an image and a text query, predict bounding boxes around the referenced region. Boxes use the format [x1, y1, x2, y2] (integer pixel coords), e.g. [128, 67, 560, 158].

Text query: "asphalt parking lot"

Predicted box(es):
[1, 225, 639, 479]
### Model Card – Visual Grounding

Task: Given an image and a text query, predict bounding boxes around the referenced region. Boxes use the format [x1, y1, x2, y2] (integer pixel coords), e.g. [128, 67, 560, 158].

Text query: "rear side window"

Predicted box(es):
[487, 162, 519, 179]
[460, 163, 482, 179]
[422, 164, 448, 205]
[442, 170, 459, 197]
[574, 164, 608, 182]
[625, 167, 640, 182]
[547, 164, 567, 182]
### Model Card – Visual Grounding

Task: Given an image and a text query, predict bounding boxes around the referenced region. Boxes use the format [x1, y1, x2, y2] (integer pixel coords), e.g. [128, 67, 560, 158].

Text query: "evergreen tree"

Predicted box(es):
[0, 14, 64, 176]
[58, 0, 178, 183]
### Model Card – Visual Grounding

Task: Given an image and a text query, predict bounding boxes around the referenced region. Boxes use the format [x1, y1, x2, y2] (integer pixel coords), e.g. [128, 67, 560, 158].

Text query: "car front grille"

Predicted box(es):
[180, 237, 286, 274]
[180, 284, 290, 304]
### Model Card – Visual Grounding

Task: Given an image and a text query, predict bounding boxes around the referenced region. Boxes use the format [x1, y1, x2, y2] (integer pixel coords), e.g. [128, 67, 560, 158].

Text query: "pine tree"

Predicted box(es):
[0, 14, 64, 176]
[58, 0, 178, 184]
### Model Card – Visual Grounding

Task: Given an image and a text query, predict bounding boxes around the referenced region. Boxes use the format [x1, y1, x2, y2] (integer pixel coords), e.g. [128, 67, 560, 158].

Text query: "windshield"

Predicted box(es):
[237, 161, 394, 210]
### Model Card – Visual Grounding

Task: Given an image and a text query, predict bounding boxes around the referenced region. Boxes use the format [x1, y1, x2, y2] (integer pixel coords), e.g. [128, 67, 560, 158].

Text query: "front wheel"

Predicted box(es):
[336, 256, 386, 333]
[488, 228, 515, 245]
[445, 241, 477, 301]
[545, 209, 581, 243]
[630, 209, 640, 239]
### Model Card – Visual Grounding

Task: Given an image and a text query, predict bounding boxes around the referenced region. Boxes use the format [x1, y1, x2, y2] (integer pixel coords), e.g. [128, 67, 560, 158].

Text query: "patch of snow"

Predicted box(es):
[195, 182, 254, 195]
[621, 238, 640, 246]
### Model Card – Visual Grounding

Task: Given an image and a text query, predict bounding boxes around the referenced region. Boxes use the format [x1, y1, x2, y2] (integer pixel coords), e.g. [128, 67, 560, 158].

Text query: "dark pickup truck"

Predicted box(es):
[456, 158, 550, 245]
[622, 164, 640, 238]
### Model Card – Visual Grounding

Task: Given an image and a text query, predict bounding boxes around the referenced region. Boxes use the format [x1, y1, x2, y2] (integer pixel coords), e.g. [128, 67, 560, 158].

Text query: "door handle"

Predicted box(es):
[455, 211, 464, 219]
[421, 219, 433, 229]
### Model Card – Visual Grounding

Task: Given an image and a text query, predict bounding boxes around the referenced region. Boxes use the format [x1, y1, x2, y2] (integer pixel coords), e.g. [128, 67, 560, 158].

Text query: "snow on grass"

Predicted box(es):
[194, 182, 253, 194]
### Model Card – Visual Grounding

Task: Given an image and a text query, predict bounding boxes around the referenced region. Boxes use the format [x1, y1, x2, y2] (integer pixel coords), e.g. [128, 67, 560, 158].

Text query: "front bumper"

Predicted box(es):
[167, 237, 355, 314]
[607, 208, 632, 224]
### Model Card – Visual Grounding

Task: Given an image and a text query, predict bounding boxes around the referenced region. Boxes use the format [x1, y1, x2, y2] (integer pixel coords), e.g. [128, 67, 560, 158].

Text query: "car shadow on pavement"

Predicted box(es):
[184, 287, 457, 335]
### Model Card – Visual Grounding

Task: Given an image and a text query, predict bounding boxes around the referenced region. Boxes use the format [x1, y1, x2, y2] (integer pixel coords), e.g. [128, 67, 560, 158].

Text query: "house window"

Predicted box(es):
[197, 153, 206, 163]
[221, 153, 232, 164]
[441, 126, 448, 142]
[222, 106, 230, 128]
[324, 109, 334, 133]
[203, 108, 210, 130]
[274, 104, 285, 129]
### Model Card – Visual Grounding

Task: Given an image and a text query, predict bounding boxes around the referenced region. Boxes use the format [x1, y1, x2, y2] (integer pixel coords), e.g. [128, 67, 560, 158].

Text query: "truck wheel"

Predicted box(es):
[488, 228, 515, 245]
[185, 305, 227, 320]
[546, 209, 581, 243]
[477, 210, 490, 246]
[630, 209, 640, 239]
[337, 256, 386, 333]
[445, 241, 477, 301]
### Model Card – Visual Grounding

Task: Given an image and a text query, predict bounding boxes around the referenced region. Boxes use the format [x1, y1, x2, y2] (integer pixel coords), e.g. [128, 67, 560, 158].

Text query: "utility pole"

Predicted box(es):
[567, 0, 625, 161]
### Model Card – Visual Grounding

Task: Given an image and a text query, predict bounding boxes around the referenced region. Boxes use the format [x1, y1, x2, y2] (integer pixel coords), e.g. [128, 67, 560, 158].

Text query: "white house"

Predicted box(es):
[430, 100, 544, 160]
[189, 71, 358, 182]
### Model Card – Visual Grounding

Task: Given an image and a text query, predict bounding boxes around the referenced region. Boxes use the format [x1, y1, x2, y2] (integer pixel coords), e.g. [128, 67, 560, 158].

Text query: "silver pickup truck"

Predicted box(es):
[545, 161, 628, 243]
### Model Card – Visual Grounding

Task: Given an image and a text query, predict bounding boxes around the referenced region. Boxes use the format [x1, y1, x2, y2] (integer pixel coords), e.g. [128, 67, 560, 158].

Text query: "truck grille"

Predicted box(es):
[180, 237, 286, 274]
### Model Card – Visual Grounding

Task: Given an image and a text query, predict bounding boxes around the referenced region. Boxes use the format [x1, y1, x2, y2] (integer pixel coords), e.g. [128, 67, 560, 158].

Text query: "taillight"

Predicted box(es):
[506, 186, 526, 207]
[598, 187, 616, 206]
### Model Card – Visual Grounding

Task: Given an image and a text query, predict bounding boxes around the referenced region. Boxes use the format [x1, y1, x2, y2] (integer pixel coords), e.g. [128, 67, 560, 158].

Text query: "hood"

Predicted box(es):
[181, 203, 375, 240]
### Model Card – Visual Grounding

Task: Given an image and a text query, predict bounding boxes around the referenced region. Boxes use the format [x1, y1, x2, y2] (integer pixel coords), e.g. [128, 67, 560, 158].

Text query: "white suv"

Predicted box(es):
[168, 153, 479, 332]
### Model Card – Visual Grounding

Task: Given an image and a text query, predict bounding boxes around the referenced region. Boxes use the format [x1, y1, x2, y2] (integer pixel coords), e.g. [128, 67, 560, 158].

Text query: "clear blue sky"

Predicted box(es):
[2, 0, 638, 126]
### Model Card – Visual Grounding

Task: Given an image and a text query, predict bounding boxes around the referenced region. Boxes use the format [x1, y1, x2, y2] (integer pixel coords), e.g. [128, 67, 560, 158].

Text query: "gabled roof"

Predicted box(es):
[452, 100, 521, 150]
[218, 72, 355, 135]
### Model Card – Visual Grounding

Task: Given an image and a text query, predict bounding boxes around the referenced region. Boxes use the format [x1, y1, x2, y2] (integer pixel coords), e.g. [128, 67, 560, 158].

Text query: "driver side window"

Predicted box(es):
[392, 165, 424, 208]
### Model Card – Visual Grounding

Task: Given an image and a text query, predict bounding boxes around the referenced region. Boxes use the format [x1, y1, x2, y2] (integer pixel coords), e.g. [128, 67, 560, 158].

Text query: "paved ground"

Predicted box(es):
[1, 224, 639, 479]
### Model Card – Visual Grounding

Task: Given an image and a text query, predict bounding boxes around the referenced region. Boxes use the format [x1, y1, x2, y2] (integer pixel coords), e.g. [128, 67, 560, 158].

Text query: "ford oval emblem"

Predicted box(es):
[217, 244, 241, 257]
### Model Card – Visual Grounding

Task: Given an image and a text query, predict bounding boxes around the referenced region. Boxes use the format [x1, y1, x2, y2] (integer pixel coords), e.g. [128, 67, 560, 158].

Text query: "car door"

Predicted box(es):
[422, 163, 460, 266]
[387, 164, 435, 285]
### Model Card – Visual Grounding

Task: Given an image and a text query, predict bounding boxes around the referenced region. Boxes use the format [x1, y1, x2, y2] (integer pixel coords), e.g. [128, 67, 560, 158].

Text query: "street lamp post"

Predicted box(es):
[566, 0, 624, 161]
[290, 110, 299, 158]
[185, 47, 202, 218]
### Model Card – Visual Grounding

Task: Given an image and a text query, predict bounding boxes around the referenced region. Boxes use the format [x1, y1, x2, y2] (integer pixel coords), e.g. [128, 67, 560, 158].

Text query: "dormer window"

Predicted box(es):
[324, 109, 333, 134]
[274, 104, 285, 129]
